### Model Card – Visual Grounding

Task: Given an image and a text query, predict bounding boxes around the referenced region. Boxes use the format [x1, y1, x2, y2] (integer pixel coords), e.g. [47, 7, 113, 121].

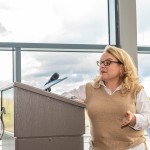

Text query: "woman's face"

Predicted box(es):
[98, 52, 123, 83]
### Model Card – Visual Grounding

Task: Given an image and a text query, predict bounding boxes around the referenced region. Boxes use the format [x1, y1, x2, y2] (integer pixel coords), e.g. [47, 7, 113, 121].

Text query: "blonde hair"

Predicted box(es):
[93, 45, 142, 97]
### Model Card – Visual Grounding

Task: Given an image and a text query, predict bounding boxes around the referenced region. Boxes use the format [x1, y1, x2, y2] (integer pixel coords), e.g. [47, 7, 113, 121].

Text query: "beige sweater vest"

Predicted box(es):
[85, 83, 145, 150]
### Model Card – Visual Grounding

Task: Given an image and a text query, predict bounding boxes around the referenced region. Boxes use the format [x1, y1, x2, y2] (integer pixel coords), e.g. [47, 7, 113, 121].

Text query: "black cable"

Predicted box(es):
[0, 116, 4, 140]
[0, 107, 5, 140]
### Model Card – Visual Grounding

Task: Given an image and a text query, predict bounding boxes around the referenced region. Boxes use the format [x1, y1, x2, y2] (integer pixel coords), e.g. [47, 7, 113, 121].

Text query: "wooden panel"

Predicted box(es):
[13, 82, 85, 108]
[1, 82, 85, 150]
[14, 86, 85, 137]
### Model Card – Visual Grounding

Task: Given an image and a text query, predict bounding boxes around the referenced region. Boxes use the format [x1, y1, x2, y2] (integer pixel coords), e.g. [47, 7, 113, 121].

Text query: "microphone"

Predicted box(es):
[42, 72, 67, 92]
[44, 72, 59, 86]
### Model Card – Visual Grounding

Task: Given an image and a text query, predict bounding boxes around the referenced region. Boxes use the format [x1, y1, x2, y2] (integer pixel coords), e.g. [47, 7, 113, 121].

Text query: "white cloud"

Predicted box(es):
[0, 0, 108, 43]
[21, 52, 101, 93]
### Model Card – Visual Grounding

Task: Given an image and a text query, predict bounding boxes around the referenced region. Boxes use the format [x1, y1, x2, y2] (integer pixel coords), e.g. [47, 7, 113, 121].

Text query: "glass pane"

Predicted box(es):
[21, 51, 101, 94]
[138, 53, 150, 97]
[0, 0, 108, 44]
[0, 51, 13, 87]
[136, 0, 150, 46]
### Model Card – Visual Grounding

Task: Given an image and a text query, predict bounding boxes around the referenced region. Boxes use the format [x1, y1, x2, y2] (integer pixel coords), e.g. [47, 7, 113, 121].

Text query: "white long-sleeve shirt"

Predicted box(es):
[62, 81, 150, 150]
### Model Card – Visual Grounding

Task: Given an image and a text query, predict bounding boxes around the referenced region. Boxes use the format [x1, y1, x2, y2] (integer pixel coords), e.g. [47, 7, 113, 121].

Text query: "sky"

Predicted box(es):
[0, 0, 108, 43]
[0, 0, 150, 95]
[20, 52, 101, 93]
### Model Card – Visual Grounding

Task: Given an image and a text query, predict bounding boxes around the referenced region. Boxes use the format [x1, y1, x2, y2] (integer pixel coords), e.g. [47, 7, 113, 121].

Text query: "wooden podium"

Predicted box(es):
[0, 82, 85, 150]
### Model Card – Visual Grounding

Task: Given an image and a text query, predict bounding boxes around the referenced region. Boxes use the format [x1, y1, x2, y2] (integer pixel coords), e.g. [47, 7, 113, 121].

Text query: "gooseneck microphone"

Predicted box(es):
[44, 72, 59, 86]
[42, 72, 67, 92]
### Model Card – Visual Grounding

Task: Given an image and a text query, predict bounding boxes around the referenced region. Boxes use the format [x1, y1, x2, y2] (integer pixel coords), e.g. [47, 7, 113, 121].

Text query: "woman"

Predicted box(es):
[62, 45, 150, 150]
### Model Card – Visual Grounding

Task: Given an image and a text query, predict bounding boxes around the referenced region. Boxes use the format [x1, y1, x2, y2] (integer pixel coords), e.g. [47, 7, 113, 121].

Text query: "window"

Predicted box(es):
[138, 53, 150, 97]
[0, 0, 108, 44]
[21, 51, 101, 94]
[0, 51, 13, 87]
[136, 0, 150, 46]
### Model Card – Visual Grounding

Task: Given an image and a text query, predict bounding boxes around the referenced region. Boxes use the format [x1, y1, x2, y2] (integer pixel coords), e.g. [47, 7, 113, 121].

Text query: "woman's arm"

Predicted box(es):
[122, 88, 150, 130]
[61, 84, 86, 102]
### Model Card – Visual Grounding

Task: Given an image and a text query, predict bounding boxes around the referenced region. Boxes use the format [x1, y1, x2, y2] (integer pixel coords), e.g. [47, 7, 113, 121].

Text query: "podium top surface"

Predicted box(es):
[0, 82, 85, 108]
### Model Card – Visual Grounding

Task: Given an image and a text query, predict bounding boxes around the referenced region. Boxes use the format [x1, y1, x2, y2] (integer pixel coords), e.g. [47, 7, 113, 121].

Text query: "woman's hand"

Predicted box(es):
[121, 110, 136, 127]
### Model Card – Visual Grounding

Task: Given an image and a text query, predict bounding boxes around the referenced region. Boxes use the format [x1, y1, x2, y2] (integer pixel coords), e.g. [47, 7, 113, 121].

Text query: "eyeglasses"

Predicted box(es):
[96, 60, 122, 66]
